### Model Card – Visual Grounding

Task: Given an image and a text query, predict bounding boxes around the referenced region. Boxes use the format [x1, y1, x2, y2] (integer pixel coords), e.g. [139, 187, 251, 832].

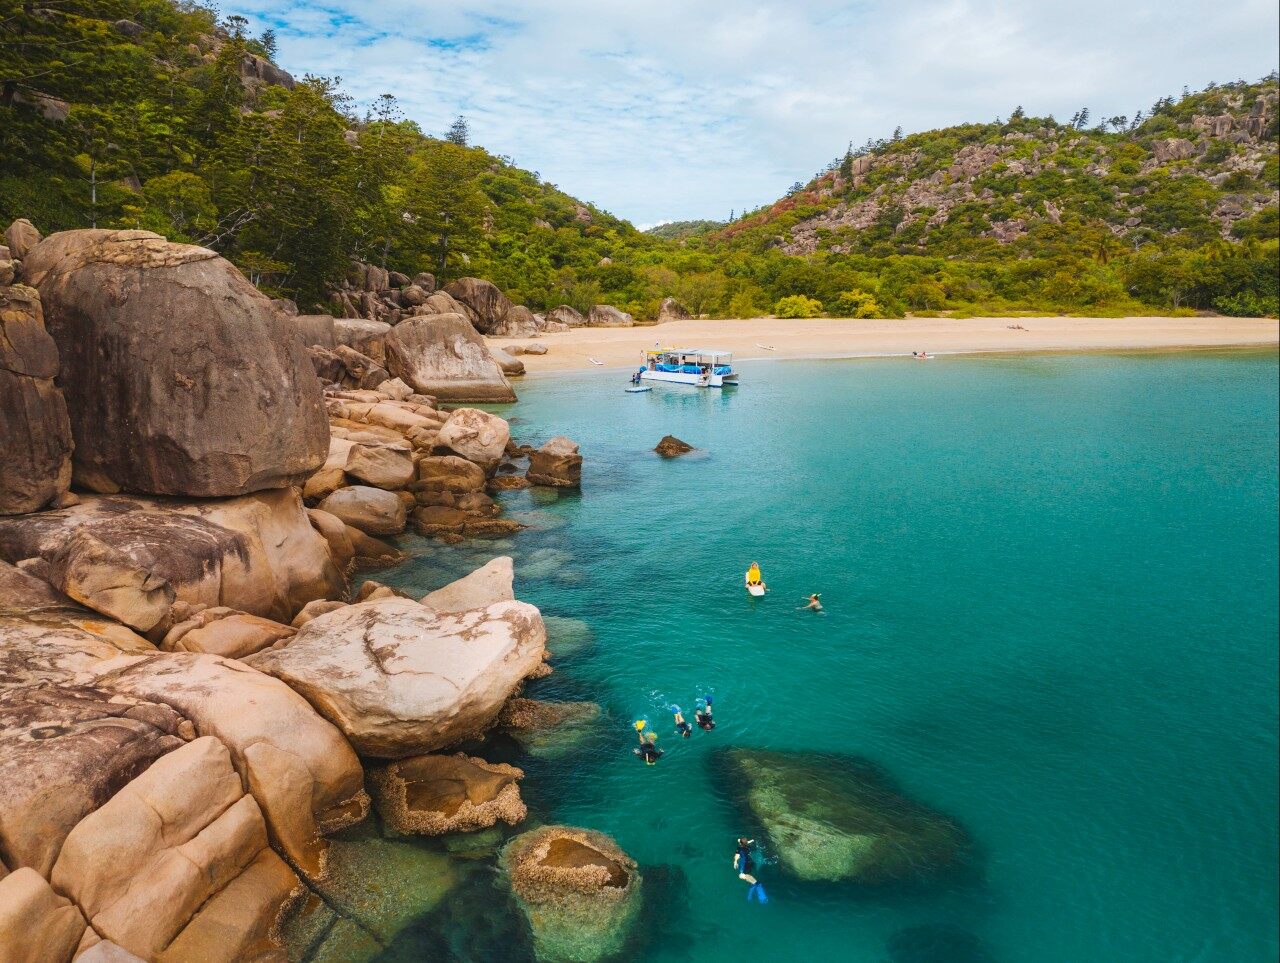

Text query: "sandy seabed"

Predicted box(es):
[489, 315, 1280, 374]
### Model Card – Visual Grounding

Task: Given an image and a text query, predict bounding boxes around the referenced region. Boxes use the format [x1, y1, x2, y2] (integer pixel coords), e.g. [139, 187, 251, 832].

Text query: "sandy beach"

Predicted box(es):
[490, 315, 1280, 374]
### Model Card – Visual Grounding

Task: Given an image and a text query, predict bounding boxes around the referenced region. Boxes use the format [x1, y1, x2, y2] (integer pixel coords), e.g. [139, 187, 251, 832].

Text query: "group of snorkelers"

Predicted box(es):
[633, 696, 715, 765]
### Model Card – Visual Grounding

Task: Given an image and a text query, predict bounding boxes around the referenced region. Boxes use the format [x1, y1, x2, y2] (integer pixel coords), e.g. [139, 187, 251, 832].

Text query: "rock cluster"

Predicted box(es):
[0, 218, 578, 962]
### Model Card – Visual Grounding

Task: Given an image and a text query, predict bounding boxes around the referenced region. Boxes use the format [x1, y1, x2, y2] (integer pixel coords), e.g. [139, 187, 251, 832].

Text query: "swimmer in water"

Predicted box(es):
[695, 696, 716, 731]
[798, 593, 823, 611]
[673, 706, 693, 738]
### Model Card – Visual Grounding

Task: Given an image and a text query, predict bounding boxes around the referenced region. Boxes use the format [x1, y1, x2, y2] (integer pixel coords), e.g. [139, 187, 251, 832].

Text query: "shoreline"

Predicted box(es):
[489, 315, 1280, 374]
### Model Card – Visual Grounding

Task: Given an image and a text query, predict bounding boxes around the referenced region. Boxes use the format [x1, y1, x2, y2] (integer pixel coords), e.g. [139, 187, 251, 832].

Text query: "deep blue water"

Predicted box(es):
[388, 350, 1279, 963]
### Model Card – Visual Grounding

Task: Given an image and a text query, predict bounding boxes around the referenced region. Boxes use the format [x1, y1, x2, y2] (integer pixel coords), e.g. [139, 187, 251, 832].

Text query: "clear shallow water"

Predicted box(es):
[384, 350, 1279, 963]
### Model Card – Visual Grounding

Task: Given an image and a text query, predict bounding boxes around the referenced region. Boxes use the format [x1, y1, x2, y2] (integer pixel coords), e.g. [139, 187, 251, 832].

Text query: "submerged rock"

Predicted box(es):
[887, 924, 997, 963]
[496, 698, 602, 758]
[715, 748, 974, 886]
[370, 752, 526, 835]
[501, 825, 642, 963]
[654, 435, 694, 457]
[246, 596, 547, 757]
[542, 615, 595, 659]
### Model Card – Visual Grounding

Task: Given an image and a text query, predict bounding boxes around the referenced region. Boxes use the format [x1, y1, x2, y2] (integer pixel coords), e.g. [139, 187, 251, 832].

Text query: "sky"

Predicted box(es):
[234, 1, 1280, 227]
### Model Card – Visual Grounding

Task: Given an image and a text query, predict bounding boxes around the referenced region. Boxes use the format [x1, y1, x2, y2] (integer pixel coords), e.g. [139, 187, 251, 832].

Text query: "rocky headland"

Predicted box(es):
[0, 218, 629, 962]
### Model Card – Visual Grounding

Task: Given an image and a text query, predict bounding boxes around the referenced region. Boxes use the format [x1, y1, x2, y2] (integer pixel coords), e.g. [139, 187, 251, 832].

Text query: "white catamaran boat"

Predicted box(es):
[637, 348, 739, 388]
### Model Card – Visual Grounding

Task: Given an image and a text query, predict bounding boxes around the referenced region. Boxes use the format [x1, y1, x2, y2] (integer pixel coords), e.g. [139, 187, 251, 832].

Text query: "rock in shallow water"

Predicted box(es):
[715, 747, 975, 886]
[501, 825, 642, 963]
[246, 596, 546, 757]
[654, 435, 694, 457]
[370, 752, 526, 835]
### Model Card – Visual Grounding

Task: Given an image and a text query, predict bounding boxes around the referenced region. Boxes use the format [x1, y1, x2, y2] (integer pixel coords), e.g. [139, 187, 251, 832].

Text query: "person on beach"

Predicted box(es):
[799, 593, 823, 611]
[695, 696, 715, 730]
[673, 706, 693, 738]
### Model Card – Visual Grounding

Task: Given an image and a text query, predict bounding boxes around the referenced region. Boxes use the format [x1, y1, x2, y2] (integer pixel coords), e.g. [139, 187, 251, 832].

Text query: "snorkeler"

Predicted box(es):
[695, 696, 716, 731]
[734, 837, 769, 903]
[798, 593, 823, 611]
[633, 722, 663, 765]
[672, 706, 693, 738]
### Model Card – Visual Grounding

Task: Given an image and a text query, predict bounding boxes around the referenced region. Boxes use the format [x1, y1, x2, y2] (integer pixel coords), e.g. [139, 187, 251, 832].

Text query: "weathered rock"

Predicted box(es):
[656, 296, 690, 323]
[546, 305, 586, 328]
[435, 408, 511, 469]
[715, 748, 974, 885]
[291, 598, 347, 628]
[1152, 138, 1195, 163]
[0, 867, 88, 962]
[0, 260, 14, 285]
[515, 341, 549, 355]
[414, 289, 466, 316]
[491, 346, 526, 375]
[90, 651, 369, 876]
[495, 698, 601, 758]
[416, 454, 486, 493]
[239, 52, 295, 89]
[332, 344, 391, 389]
[399, 283, 429, 307]
[588, 304, 634, 327]
[22, 229, 327, 496]
[50, 736, 298, 961]
[370, 752, 525, 835]
[0, 685, 187, 877]
[501, 825, 642, 963]
[527, 436, 582, 487]
[385, 313, 516, 403]
[654, 434, 694, 457]
[160, 606, 295, 659]
[0, 489, 343, 632]
[318, 485, 407, 536]
[247, 597, 547, 757]
[4, 219, 41, 260]
[289, 313, 336, 348]
[344, 440, 415, 490]
[443, 277, 514, 334]
[490, 304, 542, 337]
[0, 284, 73, 514]
[332, 316, 391, 361]
[421, 556, 514, 612]
[303, 436, 355, 501]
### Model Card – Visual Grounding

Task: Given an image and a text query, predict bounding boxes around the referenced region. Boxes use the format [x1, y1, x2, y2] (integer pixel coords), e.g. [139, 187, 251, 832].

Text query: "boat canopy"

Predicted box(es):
[644, 347, 733, 359]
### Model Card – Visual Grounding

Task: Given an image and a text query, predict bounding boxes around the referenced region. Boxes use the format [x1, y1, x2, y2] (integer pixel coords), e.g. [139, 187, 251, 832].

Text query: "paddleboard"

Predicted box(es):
[624, 385, 652, 393]
[746, 575, 766, 597]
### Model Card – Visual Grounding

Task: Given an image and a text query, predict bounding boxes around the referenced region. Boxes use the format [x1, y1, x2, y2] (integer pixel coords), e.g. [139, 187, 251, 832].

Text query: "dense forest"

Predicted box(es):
[2, 0, 1277, 318]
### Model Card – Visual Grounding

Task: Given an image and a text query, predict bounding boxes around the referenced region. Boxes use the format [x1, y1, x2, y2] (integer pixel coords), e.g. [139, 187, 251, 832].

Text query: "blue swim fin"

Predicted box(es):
[747, 882, 769, 904]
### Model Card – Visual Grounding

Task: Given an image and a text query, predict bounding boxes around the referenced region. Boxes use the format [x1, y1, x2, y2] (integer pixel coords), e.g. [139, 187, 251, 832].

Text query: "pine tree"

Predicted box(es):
[260, 29, 278, 60]
[445, 115, 470, 146]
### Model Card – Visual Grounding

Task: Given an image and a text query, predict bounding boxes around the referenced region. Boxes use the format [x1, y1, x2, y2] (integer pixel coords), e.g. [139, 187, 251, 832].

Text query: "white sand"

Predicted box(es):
[489, 315, 1279, 374]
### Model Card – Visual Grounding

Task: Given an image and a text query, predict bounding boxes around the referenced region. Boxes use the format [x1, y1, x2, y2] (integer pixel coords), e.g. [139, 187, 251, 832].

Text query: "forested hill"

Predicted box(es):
[3, 1, 1277, 319]
[0, 0, 647, 311]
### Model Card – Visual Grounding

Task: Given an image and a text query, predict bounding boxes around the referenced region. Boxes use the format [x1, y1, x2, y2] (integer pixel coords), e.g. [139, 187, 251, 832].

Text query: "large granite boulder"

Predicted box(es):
[159, 606, 295, 659]
[527, 436, 582, 487]
[317, 484, 407, 536]
[435, 407, 510, 469]
[50, 736, 299, 961]
[490, 304, 542, 338]
[344, 439, 415, 490]
[0, 489, 343, 633]
[414, 290, 467, 317]
[657, 296, 690, 322]
[22, 229, 328, 496]
[588, 304, 634, 327]
[443, 277, 514, 333]
[246, 596, 547, 757]
[4, 218, 41, 260]
[501, 825, 642, 963]
[421, 556, 514, 612]
[332, 317, 391, 364]
[0, 285, 73, 514]
[715, 748, 974, 885]
[289, 313, 336, 349]
[0, 685, 188, 876]
[90, 650, 369, 877]
[490, 346, 526, 376]
[370, 752, 525, 835]
[385, 313, 516, 403]
[546, 304, 587, 327]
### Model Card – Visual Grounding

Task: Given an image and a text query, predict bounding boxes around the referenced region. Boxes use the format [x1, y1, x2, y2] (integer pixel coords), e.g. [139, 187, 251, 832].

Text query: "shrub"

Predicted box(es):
[774, 294, 823, 318]
[1216, 291, 1279, 317]
[831, 289, 886, 318]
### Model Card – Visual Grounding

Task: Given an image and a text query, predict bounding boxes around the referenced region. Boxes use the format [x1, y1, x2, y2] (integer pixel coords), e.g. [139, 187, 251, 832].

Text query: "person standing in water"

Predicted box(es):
[798, 593, 823, 611]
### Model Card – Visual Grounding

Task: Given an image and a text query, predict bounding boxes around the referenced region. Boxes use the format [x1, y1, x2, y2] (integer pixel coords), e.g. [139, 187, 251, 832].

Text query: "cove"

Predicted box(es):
[380, 350, 1279, 963]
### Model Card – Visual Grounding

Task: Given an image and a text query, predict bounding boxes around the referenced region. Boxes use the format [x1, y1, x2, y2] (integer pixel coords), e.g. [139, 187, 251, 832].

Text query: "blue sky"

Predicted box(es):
[235, 1, 1280, 227]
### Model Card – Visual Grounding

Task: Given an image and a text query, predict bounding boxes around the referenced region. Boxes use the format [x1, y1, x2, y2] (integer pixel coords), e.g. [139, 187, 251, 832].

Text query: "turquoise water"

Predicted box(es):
[384, 350, 1279, 963]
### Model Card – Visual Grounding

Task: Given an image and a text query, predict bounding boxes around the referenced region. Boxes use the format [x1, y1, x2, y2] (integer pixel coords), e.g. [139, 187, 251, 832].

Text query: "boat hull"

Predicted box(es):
[640, 370, 737, 388]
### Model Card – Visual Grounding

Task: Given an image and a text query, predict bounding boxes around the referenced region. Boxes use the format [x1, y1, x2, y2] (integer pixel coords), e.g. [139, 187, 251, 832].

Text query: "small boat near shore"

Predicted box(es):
[639, 347, 739, 388]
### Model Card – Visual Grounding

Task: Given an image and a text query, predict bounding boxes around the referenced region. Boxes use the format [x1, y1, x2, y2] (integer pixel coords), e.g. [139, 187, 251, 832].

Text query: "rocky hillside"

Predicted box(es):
[722, 80, 1278, 257]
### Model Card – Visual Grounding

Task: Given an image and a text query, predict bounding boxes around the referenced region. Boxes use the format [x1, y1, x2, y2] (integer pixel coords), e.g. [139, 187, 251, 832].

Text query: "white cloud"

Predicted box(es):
[233, 0, 1280, 225]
